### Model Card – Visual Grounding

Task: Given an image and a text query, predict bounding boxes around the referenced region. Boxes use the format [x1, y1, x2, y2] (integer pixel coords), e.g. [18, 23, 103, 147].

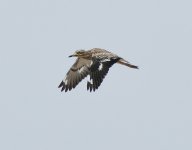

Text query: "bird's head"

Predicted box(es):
[69, 50, 89, 58]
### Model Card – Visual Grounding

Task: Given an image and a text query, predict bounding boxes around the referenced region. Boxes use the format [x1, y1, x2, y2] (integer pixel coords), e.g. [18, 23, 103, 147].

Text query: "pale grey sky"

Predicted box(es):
[0, 0, 192, 150]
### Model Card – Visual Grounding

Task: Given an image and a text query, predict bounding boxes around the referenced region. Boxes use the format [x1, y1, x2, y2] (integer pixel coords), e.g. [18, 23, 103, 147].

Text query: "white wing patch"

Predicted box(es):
[90, 60, 93, 66]
[64, 78, 68, 84]
[101, 58, 111, 62]
[90, 78, 93, 84]
[99, 63, 103, 71]
[86, 75, 93, 84]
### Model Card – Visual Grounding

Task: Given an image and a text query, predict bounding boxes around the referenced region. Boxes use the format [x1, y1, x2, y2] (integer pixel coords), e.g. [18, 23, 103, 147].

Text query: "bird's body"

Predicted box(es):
[58, 48, 138, 92]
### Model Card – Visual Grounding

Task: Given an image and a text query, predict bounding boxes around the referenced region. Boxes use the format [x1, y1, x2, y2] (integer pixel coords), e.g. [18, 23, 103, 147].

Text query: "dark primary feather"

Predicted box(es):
[87, 57, 120, 92]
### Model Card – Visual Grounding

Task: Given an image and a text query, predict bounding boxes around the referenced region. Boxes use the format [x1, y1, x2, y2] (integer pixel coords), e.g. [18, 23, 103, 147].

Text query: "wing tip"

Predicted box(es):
[58, 81, 67, 92]
[58, 81, 64, 88]
[87, 81, 93, 92]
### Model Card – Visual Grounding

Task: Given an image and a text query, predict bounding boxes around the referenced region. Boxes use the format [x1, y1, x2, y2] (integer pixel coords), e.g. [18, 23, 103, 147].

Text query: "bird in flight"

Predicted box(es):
[58, 48, 138, 92]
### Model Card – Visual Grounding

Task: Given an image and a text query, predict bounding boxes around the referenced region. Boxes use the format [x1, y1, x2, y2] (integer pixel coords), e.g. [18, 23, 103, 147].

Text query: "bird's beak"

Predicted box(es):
[69, 53, 77, 57]
[68, 55, 74, 57]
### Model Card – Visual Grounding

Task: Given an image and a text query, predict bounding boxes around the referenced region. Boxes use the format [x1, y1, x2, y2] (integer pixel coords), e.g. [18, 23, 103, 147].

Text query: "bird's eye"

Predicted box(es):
[78, 51, 84, 54]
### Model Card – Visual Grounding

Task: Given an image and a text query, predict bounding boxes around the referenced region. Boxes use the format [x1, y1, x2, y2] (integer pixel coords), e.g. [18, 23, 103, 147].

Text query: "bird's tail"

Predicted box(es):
[117, 58, 138, 69]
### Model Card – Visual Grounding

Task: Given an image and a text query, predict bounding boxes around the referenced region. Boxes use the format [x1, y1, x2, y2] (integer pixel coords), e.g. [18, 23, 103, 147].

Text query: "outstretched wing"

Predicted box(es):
[87, 58, 120, 92]
[58, 58, 91, 92]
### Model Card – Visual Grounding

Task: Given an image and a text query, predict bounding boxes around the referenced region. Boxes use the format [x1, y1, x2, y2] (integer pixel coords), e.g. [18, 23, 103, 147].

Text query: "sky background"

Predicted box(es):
[0, 0, 192, 150]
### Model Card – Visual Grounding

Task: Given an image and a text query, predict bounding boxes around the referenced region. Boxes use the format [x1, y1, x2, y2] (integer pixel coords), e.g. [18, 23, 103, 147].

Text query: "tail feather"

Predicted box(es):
[117, 58, 138, 69]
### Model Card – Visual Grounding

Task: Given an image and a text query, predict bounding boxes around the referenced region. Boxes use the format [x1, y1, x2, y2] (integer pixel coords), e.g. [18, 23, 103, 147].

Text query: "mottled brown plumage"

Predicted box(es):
[58, 48, 138, 92]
